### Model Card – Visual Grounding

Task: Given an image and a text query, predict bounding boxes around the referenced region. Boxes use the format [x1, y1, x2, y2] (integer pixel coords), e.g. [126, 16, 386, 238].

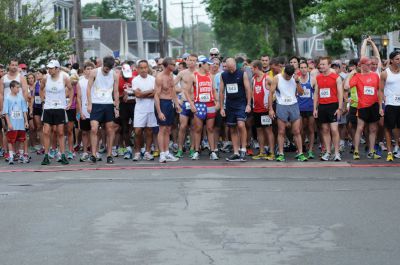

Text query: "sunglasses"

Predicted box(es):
[210, 54, 219, 56]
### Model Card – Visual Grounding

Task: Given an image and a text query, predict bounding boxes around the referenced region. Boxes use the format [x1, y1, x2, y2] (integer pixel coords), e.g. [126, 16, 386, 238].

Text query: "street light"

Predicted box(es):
[382, 35, 389, 60]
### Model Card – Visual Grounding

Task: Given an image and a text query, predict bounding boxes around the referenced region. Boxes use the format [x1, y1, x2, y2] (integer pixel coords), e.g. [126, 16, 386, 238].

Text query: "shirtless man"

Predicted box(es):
[154, 57, 182, 163]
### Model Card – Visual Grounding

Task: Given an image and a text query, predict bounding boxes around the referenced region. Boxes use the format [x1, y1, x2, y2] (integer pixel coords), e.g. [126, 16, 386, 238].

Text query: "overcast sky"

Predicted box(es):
[81, 0, 211, 28]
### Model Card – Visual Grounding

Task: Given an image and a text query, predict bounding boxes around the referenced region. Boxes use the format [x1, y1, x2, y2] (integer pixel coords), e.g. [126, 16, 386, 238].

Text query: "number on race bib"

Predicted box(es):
[394, 95, 400, 103]
[34, 96, 41, 104]
[11, 111, 22, 119]
[226, 83, 238, 94]
[364, 86, 375, 96]
[51, 99, 62, 107]
[301, 88, 311, 98]
[320, 88, 331, 98]
[283, 97, 293, 104]
[199, 93, 211, 102]
[185, 102, 191, 110]
[261, 115, 272, 125]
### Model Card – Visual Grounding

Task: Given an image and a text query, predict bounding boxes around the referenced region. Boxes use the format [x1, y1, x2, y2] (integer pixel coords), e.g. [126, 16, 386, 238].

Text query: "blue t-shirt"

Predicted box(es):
[297, 73, 314, 112]
[2, 94, 28, 130]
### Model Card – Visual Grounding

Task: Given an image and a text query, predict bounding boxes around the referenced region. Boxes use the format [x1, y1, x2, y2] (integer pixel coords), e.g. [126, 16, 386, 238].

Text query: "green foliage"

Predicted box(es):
[324, 37, 345, 59]
[82, 0, 157, 21]
[303, 0, 400, 45]
[0, 0, 73, 67]
[205, 0, 312, 57]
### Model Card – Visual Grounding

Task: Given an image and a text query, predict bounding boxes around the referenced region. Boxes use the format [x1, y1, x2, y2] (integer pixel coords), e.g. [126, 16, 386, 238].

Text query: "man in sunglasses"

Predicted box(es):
[209, 47, 220, 60]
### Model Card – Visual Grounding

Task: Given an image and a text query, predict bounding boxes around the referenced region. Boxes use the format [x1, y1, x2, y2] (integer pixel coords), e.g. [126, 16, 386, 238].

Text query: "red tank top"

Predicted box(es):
[253, 74, 269, 113]
[194, 72, 214, 103]
[118, 75, 134, 96]
[316, 73, 339, 104]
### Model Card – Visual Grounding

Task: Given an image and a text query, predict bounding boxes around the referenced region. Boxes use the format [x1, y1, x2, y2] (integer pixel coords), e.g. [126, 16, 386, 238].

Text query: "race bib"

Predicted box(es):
[301, 88, 311, 98]
[320, 88, 331, 98]
[185, 102, 191, 110]
[199, 93, 211, 102]
[95, 88, 109, 99]
[394, 95, 400, 103]
[261, 115, 272, 125]
[34, 96, 41, 104]
[11, 111, 23, 119]
[226, 83, 238, 94]
[364, 86, 375, 96]
[51, 99, 62, 107]
[66, 98, 71, 105]
[283, 96, 293, 104]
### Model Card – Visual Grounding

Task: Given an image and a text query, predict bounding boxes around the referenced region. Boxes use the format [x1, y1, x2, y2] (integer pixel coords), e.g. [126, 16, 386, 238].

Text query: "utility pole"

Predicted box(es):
[171, 1, 193, 54]
[289, 0, 300, 56]
[135, 0, 145, 59]
[158, 0, 165, 57]
[188, 6, 200, 53]
[162, 0, 168, 56]
[74, 0, 84, 66]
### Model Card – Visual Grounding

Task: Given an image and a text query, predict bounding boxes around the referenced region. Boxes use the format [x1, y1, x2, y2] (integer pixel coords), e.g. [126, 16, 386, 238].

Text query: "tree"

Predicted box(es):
[0, 0, 73, 67]
[82, 0, 157, 21]
[303, 0, 400, 46]
[205, 0, 312, 57]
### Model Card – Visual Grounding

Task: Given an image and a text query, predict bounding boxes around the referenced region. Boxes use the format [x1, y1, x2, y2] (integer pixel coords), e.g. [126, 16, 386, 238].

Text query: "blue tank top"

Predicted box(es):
[297, 73, 314, 111]
[221, 69, 246, 109]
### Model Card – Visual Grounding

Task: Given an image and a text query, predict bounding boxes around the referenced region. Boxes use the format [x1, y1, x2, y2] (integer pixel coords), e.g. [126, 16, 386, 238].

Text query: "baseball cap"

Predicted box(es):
[199, 56, 214, 65]
[148, 59, 157, 68]
[182, 53, 190, 60]
[19, 63, 27, 69]
[47, 60, 60, 68]
[209, 47, 219, 54]
[121, 63, 132, 78]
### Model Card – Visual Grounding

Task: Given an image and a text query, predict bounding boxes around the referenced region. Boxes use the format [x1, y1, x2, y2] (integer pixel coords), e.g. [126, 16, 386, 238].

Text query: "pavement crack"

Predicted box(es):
[179, 183, 189, 210]
[201, 249, 215, 265]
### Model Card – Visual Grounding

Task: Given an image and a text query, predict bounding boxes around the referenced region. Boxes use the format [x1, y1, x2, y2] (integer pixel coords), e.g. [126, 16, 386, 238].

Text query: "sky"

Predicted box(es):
[81, 0, 211, 28]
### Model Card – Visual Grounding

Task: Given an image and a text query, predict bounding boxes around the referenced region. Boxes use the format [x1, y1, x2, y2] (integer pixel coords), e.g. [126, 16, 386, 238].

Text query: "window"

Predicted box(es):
[148, 42, 159, 53]
[316, 39, 325, 51]
[303, 40, 309, 54]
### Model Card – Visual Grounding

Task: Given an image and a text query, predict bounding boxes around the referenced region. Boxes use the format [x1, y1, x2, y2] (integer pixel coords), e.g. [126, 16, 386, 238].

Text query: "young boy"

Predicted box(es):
[2, 80, 29, 164]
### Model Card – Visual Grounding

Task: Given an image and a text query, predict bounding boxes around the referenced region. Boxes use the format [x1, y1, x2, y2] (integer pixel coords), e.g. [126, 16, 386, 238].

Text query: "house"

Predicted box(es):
[127, 21, 183, 59]
[296, 27, 356, 59]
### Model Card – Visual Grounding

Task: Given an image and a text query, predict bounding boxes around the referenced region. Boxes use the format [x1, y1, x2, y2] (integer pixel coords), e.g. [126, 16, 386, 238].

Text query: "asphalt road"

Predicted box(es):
[0, 156, 399, 265]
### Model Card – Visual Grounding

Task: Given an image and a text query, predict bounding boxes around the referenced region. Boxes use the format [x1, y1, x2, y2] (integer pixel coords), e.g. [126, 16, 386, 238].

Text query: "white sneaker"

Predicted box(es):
[143, 152, 154, 161]
[132, 152, 141, 161]
[360, 137, 366, 144]
[333, 153, 341, 161]
[191, 151, 200, 160]
[165, 153, 179, 162]
[379, 142, 387, 151]
[159, 154, 166, 163]
[96, 152, 102, 161]
[395, 152, 400, 159]
[80, 152, 89, 162]
[394, 145, 399, 155]
[209, 151, 219, 160]
[112, 147, 118, 157]
[321, 152, 331, 161]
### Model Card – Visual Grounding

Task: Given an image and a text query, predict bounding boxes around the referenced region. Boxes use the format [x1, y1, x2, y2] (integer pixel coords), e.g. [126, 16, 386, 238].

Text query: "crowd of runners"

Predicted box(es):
[1, 37, 400, 165]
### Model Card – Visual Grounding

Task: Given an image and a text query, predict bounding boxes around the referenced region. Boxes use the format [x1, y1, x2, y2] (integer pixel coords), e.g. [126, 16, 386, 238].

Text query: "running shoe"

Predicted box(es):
[0, 148, 4, 157]
[252, 153, 266, 160]
[106, 156, 114, 164]
[201, 139, 210, 150]
[67, 151, 74, 160]
[99, 145, 106, 153]
[96, 152, 102, 161]
[124, 147, 132, 159]
[367, 151, 381, 159]
[333, 153, 341, 161]
[191, 151, 200, 160]
[22, 154, 30, 163]
[117, 147, 125, 157]
[321, 152, 331, 161]
[353, 151, 360, 160]
[276, 154, 285, 162]
[297, 153, 308, 162]
[36, 148, 45, 155]
[307, 150, 315, 159]
[166, 153, 179, 162]
[60, 154, 69, 165]
[143, 152, 154, 161]
[221, 141, 232, 153]
[175, 149, 184, 158]
[188, 149, 195, 158]
[209, 151, 219, 160]
[379, 142, 387, 151]
[132, 152, 141, 161]
[49, 149, 57, 159]
[89, 155, 97, 163]
[226, 153, 241, 162]
[246, 148, 254, 156]
[159, 153, 166, 163]
[9, 155, 14, 165]
[153, 150, 160, 157]
[112, 147, 118, 157]
[41, 154, 50, 165]
[239, 150, 247, 161]
[265, 153, 275, 161]
[80, 152, 89, 162]
[393, 145, 399, 155]
[386, 152, 394, 162]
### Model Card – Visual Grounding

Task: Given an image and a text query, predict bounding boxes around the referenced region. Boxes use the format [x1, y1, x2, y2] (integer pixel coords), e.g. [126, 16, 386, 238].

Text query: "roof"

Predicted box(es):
[127, 21, 183, 45]
[83, 19, 126, 52]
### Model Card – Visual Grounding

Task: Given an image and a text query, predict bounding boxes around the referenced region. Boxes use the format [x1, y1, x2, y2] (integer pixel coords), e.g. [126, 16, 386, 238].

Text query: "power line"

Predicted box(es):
[171, 1, 193, 53]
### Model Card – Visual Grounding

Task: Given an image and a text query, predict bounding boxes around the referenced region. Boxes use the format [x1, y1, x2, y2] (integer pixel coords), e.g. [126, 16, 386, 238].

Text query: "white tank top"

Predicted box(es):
[91, 68, 114, 104]
[3, 73, 23, 98]
[276, 74, 298, 105]
[384, 67, 400, 106]
[79, 77, 90, 118]
[44, 73, 66, 110]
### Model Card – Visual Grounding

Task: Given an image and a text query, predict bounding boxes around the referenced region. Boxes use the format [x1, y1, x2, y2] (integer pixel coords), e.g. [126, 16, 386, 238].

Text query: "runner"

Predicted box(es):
[30, 68, 46, 155]
[76, 61, 95, 162]
[297, 61, 316, 159]
[66, 74, 78, 159]
[314, 57, 344, 161]
[40, 60, 73, 165]
[2, 81, 29, 164]
[87, 56, 120, 164]
[260, 55, 270, 73]
[187, 57, 219, 160]
[269, 65, 307, 162]
[154, 57, 181, 163]
[251, 60, 275, 160]
[220, 58, 252, 162]
[350, 57, 381, 160]
[132, 60, 157, 161]
[379, 50, 400, 161]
